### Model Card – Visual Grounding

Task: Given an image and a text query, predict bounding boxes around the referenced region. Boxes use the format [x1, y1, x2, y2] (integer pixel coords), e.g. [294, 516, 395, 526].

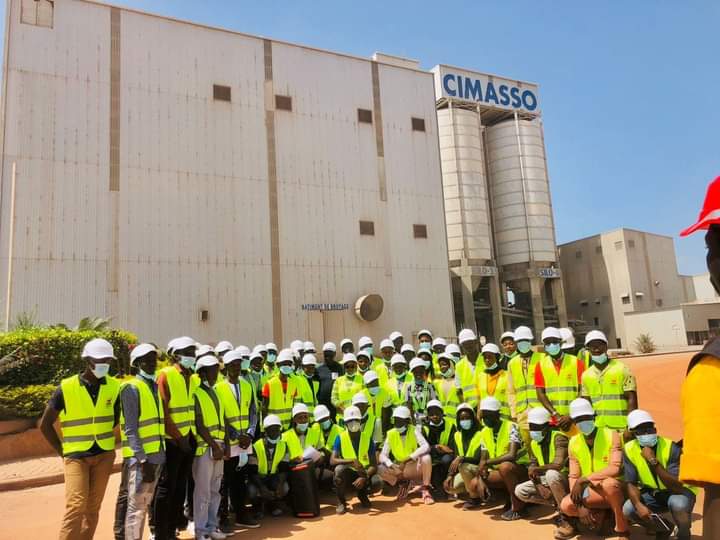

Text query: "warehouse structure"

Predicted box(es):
[0, 0, 456, 345]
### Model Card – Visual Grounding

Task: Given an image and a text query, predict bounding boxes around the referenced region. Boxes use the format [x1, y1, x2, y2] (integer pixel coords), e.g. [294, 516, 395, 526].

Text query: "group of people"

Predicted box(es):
[39, 324, 703, 540]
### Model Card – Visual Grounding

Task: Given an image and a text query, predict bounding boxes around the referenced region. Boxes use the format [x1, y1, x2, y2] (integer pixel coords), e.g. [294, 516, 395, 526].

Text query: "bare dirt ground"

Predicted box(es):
[0, 351, 704, 539]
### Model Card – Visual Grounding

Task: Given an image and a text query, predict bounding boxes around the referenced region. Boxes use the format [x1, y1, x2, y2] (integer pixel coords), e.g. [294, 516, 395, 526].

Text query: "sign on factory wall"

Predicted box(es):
[301, 303, 350, 311]
[432, 65, 540, 114]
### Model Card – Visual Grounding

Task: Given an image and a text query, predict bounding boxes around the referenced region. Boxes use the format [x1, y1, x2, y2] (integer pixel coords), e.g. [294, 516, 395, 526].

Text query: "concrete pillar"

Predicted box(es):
[552, 278, 568, 328]
[489, 275, 504, 338]
[529, 277, 545, 334]
[460, 271, 477, 332]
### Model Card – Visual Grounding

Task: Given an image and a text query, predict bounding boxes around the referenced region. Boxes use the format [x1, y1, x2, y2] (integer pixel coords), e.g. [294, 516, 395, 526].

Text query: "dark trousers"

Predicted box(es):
[113, 460, 129, 540]
[333, 464, 382, 504]
[152, 440, 194, 540]
[430, 453, 454, 499]
[219, 457, 249, 523]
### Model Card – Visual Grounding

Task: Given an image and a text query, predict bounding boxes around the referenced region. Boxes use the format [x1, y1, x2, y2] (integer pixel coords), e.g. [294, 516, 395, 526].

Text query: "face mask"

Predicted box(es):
[577, 420, 595, 435]
[139, 369, 156, 381]
[517, 341, 532, 354]
[637, 434, 658, 448]
[267, 353, 277, 364]
[179, 356, 195, 370]
[414, 376, 425, 385]
[441, 367, 455, 379]
[366, 347, 374, 357]
[279, 365, 294, 375]
[320, 419, 332, 430]
[345, 367, 357, 376]
[545, 343, 561, 357]
[359, 365, 368, 373]
[91, 363, 110, 379]
[267, 435, 281, 444]
[429, 418, 443, 427]
[396, 424, 407, 434]
[241, 360, 251, 371]
[347, 421, 361, 433]
[236, 452, 249, 468]
[296, 423, 308, 433]
[530, 430, 545, 443]
[483, 416, 499, 429]
[459, 419, 473, 431]
[591, 353, 608, 365]
[368, 386, 380, 396]
[485, 362, 498, 372]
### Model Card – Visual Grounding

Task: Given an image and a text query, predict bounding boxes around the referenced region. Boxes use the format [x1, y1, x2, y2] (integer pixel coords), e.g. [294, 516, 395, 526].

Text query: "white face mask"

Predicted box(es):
[91, 363, 110, 379]
[139, 369, 156, 381]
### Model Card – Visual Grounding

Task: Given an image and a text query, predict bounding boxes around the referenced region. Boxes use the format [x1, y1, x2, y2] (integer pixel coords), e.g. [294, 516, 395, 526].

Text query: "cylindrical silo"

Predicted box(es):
[437, 106, 493, 262]
[485, 117, 557, 266]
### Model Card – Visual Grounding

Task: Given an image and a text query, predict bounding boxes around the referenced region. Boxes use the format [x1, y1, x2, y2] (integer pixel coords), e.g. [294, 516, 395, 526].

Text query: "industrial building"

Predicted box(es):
[433, 65, 567, 340]
[0, 0, 456, 345]
[559, 228, 719, 351]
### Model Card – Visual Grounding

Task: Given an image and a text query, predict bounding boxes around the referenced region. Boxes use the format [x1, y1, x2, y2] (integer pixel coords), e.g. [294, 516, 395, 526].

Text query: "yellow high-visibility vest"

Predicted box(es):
[453, 430, 483, 458]
[254, 438, 287, 476]
[386, 427, 418, 462]
[479, 420, 528, 465]
[338, 429, 372, 469]
[529, 430, 567, 472]
[162, 366, 195, 437]
[194, 386, 225, 456]
[456, 355, 480, 406]
[569, 427, 614, 477]
[433, 377, 460, 422]
[507, 352, 543, 414]
[624, 437, 699, 495]
[476, 370, 511, 421]
[539, 353, 581, 416]
[267, 375, 298, 429]
[283, 426, 324, 460]
[120, 378, 164, 459]
[215, 378, 252, 443]
[582, 360, 629, 430]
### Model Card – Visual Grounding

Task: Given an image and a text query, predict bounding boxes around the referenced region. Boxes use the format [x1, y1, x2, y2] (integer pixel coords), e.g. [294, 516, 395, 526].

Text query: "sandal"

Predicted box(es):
[421, 487, 435, 505]
[396, 480, 410, 501]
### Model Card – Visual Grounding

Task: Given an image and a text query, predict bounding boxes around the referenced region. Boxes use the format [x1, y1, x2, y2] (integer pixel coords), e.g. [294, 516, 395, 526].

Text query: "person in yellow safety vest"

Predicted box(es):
[535, 327, 584, 435]
[622, 410, 698, 540]
[216, 350, 260, 530]
[390, 331, 404, 354]
[330, 406, 382, 514]
[294, 354, 320, 413]
[580, 330, 637, 432]
[357, 335, 382, 368]
[456, 328, 481, 407]
[372, 338, 395, 387]
[214, 340, 233, 366]
[417, 328, 433, 349]
[417, 345, 435, 380]
[40, 338, 120, 540]
[195, 344, 220, 386]
[476, 343, 512, 422]
[290, 340, 305, 373]
[499, 331, 518, 371]
[557, 399, 629, 540]
[378, 406, 435, 505]
[424, 400, 456, 501]
[246, 351, 264, 431]
[339, 338, 355, 355]
[311, 404, 341, 457]
[262, 348, 299, 430]
[152, 336, 197, 540]
[330, 353, 363, 422]
[356, 349, 373, 379]
[444, 402, 486, 506]
[283, 403, 325, 465]
[386, 354, 412, 405]
[114, 343, 166, 540]
[400, 343, 416, 364]
[431, 337, 447, 376]
[192, 354, 229, 540]
[471, 397, 529, 520]
[514, 407, 570, 522]
[249, 415, 290, 518]
[263, 344, 278, 381]
[404, 357, 439, 425]
[507, 326, 543, 450]
[361, 370, 393, 442]
[433, 353, 463, 424]
[351, 392, 382, 462]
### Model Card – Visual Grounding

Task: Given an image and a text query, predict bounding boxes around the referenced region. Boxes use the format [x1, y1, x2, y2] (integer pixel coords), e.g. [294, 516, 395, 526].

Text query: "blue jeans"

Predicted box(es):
[192, 448, 224, 538]
[623, 489, 695, 538]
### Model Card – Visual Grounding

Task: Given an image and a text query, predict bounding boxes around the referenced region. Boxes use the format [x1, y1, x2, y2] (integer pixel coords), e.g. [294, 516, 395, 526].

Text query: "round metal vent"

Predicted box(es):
[354, 294, 384, 322]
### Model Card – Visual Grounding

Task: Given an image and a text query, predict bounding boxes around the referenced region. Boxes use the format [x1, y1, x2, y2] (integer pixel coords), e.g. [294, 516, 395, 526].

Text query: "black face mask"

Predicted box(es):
[483, 415, 500, 429]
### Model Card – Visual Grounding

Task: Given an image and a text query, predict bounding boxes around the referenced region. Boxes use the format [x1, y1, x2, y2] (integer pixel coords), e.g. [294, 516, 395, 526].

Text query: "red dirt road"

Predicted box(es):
[0, 352, 704, 539]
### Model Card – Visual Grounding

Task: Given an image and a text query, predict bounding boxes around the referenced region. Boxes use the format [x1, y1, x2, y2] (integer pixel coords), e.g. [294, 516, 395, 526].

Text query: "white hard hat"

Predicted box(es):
[82, 338, 116, 360]
[541, 327, 562, 342]
[277, 348, 295, 363]
[380, 338, 394, 350]
[456, 402, 474, 415]
[214, 341, 233, 355]
[195, 344, 214, 358]
[303, 341, 316, 352]
[130, 343, 156, 364]
[290, 339, 303, 350]
[263, 415, 282, 429]
[196, 355, 219, 370]
[432, 337, 447, 348]
[569, 398, 595, 419]
[168, 336, 195, 353]
[480, 397, 501, 412]
[400, 343, 415, 354]
[235, 345, 251, 357]
[301, 354, 317, 366]
[528, 407, 552, 425]
[265, 342, 278, 352]
[223, 350, 244, 365]
[427, 399, 443, 411]
[340, 338, 353, 348]
[446, 343, 461, 356]
[481, 343, 500, 355]
[341, 352, 358, 365]
[292, 403, 309, 417]
[390, 353, 407, 366]
[356, 349, 371, 360]
[250, 351, 263, 362]
[585, 330, 608, 346]
[409, 357, 426, 371]
[458, 328, 477, 344]
[559, 328, 575, 350]
[253, 344, 267, 355]
[352, 392, 369, 405]
[344, 405, 362, 422]
[500, 331, 515, 342]
[438, 352, 455, 363]
[627, 409, 655, 430]
[363, 370, 379, 385]
[393, 406, 411, 419]
[513, 326, 534, 342]
[389, 331, 403, 341]
[358, 336, 373, 349]
[313, 404, 330, 421]
[322, 341, 336, 352]
[417, 329, 433, 339]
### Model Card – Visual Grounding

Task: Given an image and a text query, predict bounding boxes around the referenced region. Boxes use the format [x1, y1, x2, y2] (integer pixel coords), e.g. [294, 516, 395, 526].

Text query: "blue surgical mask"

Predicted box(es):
[241, 359, 251, 371]
[179, 356, 195, 370]
[267, 435, 281, 444]
[591, 353, 608, 365]
[91, 363, 110, 379]
[637, 434, 658, 448]
[236, 452, 249, 468]
[266, 353, 277, 364]
[366, 347, 374, 357]
[517, 341, 532, 354]
[279, 365, 294, 375]
[296, 423, 308, 433]
[577, 420, 595, 435]
[320, 419, 332, 430]
[368, 386, 380, 396]
[441, 367, 454, 379]
[429, 419, 443, 427]
[139, 369, 156, 381]
[530, 430, 545, 442]
[545, 343, 561, 357]
[396, 424, 407, 434]
[485, 362, 498, 372]
[459, 419, 473, 431]
[347, 421, 361, 433]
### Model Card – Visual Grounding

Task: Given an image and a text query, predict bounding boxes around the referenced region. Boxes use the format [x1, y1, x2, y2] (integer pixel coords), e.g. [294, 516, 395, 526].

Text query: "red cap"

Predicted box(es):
[681, 176, 720, 237]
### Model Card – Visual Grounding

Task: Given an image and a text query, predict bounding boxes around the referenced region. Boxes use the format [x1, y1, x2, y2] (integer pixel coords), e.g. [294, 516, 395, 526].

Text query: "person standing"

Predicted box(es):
[456, 329, 481, 407]
[40, 338, 120, 540]
[262, 349, 299, 430]
[476, 343, 511, 421]
[295, 354, 320, 412]
[389, 331, 404, 355]
[506, 325, 543, 449]
[316, 342, 341, 421]
[404, 358, 438, 424]
[330, 353, 363, 422]
[499, 331, 518, 371]
[433, 352, 462, 424]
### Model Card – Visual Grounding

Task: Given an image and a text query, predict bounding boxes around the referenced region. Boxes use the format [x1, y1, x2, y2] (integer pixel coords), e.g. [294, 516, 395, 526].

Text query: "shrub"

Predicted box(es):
[0, 327, 137, 387]
[0, 384, 55, 419]
[634, 333, 656, 354]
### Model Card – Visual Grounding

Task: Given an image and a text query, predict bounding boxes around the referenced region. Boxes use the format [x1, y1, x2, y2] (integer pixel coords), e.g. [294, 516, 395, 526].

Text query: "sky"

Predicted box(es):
[2, 0, 718, 274]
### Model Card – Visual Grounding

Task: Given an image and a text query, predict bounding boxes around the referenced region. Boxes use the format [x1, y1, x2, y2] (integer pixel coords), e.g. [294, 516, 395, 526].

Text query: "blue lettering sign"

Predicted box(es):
[509, 87, 522, 108]
[442, 72, 539, 112]
[464, 77, 482, 101]
[443, 74, 456, 97]
[498, 84, 510, 106]
[484, 81, 499, 105]
[521, 90, 538, 111]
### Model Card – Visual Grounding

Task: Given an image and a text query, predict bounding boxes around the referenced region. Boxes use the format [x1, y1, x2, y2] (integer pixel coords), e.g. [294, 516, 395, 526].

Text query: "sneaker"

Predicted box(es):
[462, 498, 482, 510]
[501, 509, 525, 521]
[219, 520, 234, 534]
[336, 502, 347, 515]
[185, 521, 195, 536]
[357, 491, 372, 508]
[210, 530, 227, 540]
[554, 516, 577, 540]
[236, 512, 261, 529]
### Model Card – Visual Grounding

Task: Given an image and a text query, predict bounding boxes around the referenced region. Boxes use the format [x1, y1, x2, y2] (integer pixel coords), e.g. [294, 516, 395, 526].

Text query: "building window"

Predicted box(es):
[621, 295, 631, 305]
[411, 117, 426, 132]
[687, 331, 710, 345]
[21, 0, 54, 28]
[359, 220, 375, 236]
[595, 245, 602, 254]
[594, 298, 601, 305]
[413, 224, 428, 239]
[656, 299, 663, 307]
[358, 109, 373, 124]
[213, 85, 231, 102]
[616, 338, 622, 348]
[593, 317, 599, 326]
[275, 95, 292, 111]
[575, 250, 582, 259]
[615, 241, 624, 250]
[628, 239, 636, 248]
[579, 300, 589, 307]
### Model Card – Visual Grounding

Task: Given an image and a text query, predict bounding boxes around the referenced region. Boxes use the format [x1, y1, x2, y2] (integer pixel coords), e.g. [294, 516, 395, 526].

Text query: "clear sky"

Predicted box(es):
[3, 1, 718, 274]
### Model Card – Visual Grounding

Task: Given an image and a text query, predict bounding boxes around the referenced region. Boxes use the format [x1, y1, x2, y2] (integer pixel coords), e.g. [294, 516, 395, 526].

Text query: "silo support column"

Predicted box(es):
[529, 277, 545, 334]
[460, 272, 477, 333]
[489, 276, 504, 337]
[551, 278, 568, 328]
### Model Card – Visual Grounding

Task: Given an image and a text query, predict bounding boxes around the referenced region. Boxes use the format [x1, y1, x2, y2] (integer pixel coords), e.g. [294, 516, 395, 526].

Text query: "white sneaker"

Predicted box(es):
[210, 530, 227, 540]
[185, 521, 195, 536]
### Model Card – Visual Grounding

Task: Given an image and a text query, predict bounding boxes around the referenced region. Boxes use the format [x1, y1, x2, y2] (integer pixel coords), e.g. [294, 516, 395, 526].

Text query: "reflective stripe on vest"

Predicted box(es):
[267, 376, 297, 429]
[582, 361, 629, 429]
[453, 430, 483, 458]
[530, 430, 567, 472]
[120, 378, 165, 458]
[507, 352, 542, 413]
[59, 375, 119, 455]
[479, 420, 528, 465]
[194, 387, 225, 456]
[215, 379, 251, 442]
[332, 374, 363, 420]
[254, 438, 286, 476]
[476, 371, 511, 421]
[433, 378, 460, 421]
[387, 427, 418, 462]
[540, 354, 580, 416]
[624, 437, 699, 495]
[162, 366, 195, 437]
[456, 356, 479, 406]
[569, 427, 614, 477]
[294, 375, 319, 412]
[338, 428, 372, 468]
